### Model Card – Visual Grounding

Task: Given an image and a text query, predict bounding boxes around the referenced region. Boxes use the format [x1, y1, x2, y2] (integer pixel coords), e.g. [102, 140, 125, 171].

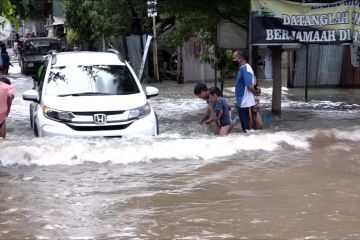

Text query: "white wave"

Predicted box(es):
[317, 128, 360, 141]
[0, 130, 315, 166]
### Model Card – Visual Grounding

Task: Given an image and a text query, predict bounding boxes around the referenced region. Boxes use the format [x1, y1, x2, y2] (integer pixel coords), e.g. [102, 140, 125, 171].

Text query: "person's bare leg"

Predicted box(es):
[219, 125, 231, 137]
[0, 122, 6, 138]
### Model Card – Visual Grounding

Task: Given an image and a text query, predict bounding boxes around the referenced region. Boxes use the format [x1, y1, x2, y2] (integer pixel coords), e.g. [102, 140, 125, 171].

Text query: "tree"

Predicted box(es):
[10, 0, 52, 21]
[158, 0, 249, 48]
[0, 0, 17, 27]
[62, 0, 151, 50]
[158, 0, 249, 89]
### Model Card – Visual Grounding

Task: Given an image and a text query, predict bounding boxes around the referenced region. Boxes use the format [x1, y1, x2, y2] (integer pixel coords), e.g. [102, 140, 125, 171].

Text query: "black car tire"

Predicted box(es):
[155, 112, 159, 135]
[33, 123, 39, 137]
[29, 105, 33, 129]
[20, 62, 26, 74]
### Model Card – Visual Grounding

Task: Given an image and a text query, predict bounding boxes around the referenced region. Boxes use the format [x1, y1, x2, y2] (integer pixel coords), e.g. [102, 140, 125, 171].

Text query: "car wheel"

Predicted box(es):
[33, 123, 39, 137]
[29, 105, 33, 129]
[20, 62, 25, 74]
[155, 112, 159, 135]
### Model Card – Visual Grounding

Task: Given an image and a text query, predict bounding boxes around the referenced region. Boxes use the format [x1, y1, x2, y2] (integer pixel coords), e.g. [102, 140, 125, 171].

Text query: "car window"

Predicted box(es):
[37, 60, 48, 97]
[45, 65, 140, 96]
[24, 40, 60, 55]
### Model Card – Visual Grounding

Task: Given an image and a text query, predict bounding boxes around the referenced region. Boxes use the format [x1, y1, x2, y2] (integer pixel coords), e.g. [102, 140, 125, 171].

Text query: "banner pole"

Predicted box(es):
[305, 44, 308, 102]
[248, 0, 252, 66]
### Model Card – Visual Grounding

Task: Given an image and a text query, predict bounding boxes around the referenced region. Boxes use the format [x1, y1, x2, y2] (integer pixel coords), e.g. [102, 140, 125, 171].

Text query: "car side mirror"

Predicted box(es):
[145, 86, 159, 99]
[23, 89, 40, 103]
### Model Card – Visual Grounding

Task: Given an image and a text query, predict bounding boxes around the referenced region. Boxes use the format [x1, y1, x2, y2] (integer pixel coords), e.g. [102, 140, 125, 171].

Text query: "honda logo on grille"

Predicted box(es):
[93, 114, 107, 125]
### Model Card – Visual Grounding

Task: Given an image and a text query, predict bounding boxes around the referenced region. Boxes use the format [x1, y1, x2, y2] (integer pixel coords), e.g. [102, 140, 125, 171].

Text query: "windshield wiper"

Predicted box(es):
[57, 92, 111, 97]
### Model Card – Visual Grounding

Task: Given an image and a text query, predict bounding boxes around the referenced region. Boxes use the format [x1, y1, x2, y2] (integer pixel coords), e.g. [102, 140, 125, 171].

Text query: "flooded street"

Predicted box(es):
[1, 64, 360, 239]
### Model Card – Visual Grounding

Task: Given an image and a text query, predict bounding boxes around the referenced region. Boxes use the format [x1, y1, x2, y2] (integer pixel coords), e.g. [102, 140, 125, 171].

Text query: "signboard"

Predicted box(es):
[147, 0, 157, 17]
[0, 17, 12, 41]
[251, 0, 360, 45]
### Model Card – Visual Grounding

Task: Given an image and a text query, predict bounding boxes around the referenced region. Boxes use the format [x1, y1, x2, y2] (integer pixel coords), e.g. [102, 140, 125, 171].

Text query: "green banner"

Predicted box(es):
[251, 0, 360, 45]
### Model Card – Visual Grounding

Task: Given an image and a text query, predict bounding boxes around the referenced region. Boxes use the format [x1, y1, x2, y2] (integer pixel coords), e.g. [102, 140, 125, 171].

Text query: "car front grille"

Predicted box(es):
[65, 111, 133, 131]
[66, 122, 133, 131]
[72, 110, 126, 115]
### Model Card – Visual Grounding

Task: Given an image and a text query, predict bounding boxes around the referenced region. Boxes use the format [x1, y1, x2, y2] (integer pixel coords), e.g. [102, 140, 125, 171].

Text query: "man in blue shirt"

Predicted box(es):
[232, 49, 256, 131]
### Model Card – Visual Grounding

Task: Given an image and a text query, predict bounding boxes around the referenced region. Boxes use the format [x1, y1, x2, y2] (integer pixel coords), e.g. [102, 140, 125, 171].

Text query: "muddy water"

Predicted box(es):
[1, 65, 360, 239]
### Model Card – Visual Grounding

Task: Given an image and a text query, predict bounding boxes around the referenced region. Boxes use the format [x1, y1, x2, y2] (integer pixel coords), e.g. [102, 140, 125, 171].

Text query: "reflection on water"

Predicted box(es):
[1, 66, 360, 239]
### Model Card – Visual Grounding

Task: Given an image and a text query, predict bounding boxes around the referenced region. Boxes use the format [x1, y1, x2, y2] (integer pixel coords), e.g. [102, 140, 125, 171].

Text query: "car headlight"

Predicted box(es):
[43, 106, 75, 122]
[128, 103, 151, 120]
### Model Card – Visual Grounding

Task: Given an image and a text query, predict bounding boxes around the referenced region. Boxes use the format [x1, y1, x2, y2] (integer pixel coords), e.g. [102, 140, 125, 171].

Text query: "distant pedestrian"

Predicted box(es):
[232, 49, 257, 131]
[0, 77, 15, 138]
[208, 87, 232, 136]
[1, 48, 13, 75]
[13, 41, 19, 57]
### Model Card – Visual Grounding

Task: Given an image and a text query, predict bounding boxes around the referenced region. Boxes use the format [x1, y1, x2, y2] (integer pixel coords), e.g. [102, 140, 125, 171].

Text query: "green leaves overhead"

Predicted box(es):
[158, 0, 249, 47]
[61, 0, 249, 48]
[0, 0, 18, 28]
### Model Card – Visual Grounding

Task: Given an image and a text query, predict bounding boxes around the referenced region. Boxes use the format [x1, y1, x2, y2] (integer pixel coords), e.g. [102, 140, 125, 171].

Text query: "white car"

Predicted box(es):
[22, 50, 159, 137]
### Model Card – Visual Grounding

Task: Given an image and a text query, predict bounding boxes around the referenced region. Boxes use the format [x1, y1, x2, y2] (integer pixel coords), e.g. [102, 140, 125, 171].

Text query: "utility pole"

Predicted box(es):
[147, 0, 159, 82]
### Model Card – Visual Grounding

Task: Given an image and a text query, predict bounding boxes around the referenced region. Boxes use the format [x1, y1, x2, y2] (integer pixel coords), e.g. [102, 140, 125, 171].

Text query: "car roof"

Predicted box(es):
[24, 37, 59, 42]
[52, 51, 125, 67]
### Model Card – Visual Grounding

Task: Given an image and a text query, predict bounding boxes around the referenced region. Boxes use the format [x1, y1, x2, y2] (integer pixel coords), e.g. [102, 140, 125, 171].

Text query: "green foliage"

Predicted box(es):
[0, 0, 19, 29]
[61, 0, 249, 51]
[10, 0, 52, 21]
[159, 0, 249, 48]
[62, 0, 151, 49]
[66, 28, 80, 45]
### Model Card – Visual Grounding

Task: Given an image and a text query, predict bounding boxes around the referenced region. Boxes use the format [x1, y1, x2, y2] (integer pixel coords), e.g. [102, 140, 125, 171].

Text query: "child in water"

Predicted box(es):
[208, 87, 232, 136]
[253, 77, 263, 129]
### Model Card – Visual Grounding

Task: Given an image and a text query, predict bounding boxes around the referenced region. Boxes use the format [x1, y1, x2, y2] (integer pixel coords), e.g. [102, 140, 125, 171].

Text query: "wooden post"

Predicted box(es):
[152, 16, 159, 82]
[271, 46, 282, 115]
[214, 26, 218, 88]
[176, 45, 183, 84]
[305, 44, 309, 102]
[287, 51, 294, 88]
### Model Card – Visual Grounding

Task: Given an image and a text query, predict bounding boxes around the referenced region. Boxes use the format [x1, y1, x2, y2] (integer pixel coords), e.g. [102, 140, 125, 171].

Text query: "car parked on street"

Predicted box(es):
[22, 50, 159, 137]
[18, 37, 61, 74]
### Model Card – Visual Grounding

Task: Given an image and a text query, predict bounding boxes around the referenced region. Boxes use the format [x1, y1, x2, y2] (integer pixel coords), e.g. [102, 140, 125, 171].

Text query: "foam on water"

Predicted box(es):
[2, 65, 360, 167]
[1, 127, 359, 167]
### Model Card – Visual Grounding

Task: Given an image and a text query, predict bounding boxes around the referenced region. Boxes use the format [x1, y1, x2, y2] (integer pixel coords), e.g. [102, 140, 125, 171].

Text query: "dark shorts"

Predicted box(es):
[237, 106, 256, 131]
[0, 120, 4, 128]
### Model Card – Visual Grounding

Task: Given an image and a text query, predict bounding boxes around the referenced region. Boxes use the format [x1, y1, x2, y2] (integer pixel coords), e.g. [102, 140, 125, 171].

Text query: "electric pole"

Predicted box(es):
[147, 0, 159, 82]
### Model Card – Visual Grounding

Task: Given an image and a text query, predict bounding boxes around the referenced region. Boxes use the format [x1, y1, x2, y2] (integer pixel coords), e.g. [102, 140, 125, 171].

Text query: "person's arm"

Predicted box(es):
[217, 109, 224, 121]
[214, 100, 225, 126]
[6, 88, 14, 116]
[200, 107, 211, 124]
[244, 71, 256, 95]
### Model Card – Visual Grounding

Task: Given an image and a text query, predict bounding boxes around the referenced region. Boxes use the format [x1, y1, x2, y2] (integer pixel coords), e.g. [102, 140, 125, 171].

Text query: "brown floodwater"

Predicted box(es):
[1, 66, 360, 239]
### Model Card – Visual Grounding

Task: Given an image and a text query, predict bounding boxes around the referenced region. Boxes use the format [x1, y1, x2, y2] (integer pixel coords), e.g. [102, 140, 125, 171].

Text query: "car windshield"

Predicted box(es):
[45, 65, 140, 96]
[23, 40, 60, 55]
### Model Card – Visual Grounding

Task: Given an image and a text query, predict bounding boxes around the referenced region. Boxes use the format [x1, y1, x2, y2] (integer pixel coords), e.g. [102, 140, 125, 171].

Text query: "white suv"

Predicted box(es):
[22, 50, 159, 137]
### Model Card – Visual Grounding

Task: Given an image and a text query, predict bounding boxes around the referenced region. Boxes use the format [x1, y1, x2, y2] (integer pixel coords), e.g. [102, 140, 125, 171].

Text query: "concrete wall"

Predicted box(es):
[182, 40, 217, 83]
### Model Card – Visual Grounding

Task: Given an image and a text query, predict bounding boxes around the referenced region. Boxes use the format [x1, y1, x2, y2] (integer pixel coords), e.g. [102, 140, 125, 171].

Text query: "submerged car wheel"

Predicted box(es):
[20, 62, 25, 74]
[155, 112, 159, 135]
[29, 105, 33, 129]
[33, 123, 39, 137]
